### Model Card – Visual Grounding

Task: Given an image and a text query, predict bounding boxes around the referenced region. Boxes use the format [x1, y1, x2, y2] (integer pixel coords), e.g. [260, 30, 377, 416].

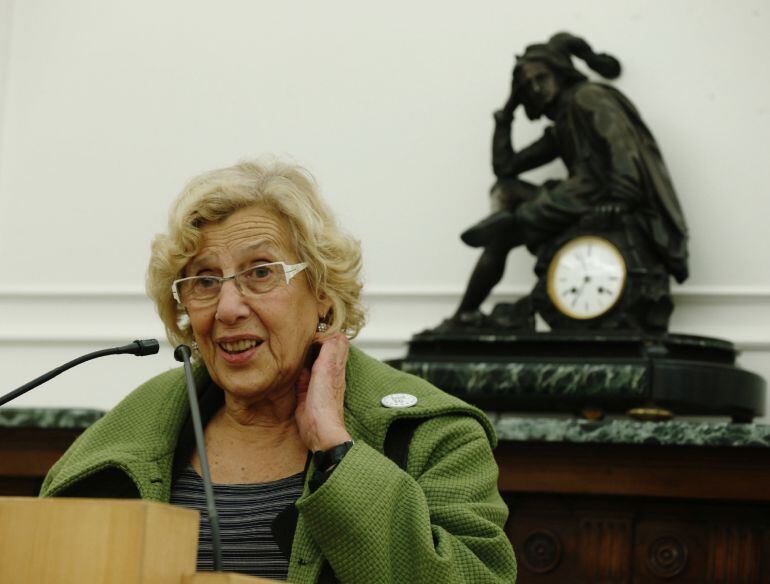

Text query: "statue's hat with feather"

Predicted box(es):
[515, 32, 621, 81]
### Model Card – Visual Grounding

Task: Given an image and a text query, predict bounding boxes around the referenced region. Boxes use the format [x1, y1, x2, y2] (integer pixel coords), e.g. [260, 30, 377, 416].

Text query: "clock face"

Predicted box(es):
[546, 236, 627, 320]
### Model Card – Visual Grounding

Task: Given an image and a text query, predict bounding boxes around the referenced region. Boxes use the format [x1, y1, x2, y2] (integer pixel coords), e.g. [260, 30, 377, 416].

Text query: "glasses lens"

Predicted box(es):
[179, 276, 221, 305]
[239, 264, 282, 295]
[174, 263, 290, 306]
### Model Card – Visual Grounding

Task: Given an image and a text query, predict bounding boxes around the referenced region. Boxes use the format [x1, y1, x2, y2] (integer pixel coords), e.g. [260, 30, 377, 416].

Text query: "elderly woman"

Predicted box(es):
[41, 159, 517, 583]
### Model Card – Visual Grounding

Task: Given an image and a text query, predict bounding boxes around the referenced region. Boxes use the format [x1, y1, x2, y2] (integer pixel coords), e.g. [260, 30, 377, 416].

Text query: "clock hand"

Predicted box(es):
[578, 253, 587, 271]
[571, 275, 591, 307]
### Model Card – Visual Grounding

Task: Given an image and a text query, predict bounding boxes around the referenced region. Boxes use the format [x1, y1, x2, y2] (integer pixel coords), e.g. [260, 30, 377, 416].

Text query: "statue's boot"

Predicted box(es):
[460, 211, 518, 248]
[433, 309, 490, 333]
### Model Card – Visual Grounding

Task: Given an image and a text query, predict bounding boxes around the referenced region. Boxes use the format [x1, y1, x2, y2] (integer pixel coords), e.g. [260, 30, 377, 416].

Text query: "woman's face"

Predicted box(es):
[186, 205, 329, 401]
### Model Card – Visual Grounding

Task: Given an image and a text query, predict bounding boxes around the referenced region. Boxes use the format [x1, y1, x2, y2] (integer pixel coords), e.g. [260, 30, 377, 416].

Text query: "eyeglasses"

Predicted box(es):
[172, 261, 308, 307]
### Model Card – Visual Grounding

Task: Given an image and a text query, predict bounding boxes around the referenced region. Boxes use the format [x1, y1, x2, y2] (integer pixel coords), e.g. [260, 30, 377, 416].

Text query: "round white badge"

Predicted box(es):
[381, 393, 418, 408]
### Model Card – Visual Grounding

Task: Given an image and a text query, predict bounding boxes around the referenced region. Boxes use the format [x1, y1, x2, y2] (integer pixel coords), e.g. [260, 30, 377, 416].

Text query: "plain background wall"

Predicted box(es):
[0, 0, 768, 419]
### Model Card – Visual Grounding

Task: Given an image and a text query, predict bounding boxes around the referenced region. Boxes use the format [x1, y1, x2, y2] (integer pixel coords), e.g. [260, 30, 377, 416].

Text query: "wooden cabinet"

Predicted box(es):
[0, 426, 84, 496]
[498, 441, 770, 583]
[507, 496, 770, 583]
[4, 425, 770, 582]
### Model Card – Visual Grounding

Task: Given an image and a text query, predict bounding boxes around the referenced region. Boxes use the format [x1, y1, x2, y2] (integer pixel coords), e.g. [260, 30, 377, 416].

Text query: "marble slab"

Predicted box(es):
[4, 407, 770, 449]
[401, 361, 649, 399]
[489, 413, 770, 448]
[0, 408, 105, 429]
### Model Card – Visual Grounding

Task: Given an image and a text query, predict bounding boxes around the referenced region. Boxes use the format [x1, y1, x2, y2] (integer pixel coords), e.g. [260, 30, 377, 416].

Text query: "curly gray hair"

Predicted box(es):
[147, 158, 365, 347]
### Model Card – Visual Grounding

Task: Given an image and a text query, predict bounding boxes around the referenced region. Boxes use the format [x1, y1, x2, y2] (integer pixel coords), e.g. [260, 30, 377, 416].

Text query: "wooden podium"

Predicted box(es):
[0, 497, 278, 584]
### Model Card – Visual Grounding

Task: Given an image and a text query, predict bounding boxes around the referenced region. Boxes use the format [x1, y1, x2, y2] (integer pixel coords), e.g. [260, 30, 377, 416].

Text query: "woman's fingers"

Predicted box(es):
[294, 367, 311, 398]
[311, 333, 348, 394]
[295, 333, 351, 451]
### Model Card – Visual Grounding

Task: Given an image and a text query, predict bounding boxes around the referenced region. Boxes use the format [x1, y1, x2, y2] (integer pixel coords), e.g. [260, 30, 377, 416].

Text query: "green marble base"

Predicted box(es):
[391, 331, 766, 422]
[2, 407, 769, 450]
[0, 408, 105, 429]
[489, 414, 770, 448]
[400, 360, 648, 402]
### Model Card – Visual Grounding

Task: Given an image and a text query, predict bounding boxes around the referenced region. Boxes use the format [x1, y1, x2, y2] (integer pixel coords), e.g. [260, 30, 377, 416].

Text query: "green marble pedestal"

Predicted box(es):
[390, 331, 766, 422]
[0, 408, 104, 429]
[489, 413, 770, 447]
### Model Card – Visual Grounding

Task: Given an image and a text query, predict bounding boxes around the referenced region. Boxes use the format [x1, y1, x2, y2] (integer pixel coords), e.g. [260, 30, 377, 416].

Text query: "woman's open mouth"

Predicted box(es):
[219, 339, 262, 354]
[217, 339, 263, 363]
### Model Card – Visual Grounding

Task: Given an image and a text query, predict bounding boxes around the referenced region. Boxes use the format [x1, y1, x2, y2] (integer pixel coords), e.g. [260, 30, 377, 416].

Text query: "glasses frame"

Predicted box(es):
[171, 261, 308, 305]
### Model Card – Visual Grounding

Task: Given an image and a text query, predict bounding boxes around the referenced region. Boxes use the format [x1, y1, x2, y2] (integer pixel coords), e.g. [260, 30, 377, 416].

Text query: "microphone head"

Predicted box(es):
[132, 339, 160, 356]
[174, 344, 192, 362]
[115, 339, 160, 356]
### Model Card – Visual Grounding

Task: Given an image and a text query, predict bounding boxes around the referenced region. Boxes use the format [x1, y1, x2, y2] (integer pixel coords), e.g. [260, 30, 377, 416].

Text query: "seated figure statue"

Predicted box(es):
[451, 32, 688, 329]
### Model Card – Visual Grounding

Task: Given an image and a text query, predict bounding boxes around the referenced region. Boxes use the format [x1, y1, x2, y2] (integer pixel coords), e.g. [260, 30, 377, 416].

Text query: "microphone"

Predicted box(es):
[0, 339, 160, 407]
[174, 344, 223, 572]
[118, 339, 161, 356]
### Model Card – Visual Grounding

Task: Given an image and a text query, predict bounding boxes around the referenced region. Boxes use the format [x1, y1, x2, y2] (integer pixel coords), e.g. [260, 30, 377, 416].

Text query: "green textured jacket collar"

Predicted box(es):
[41, 344, 495, 500]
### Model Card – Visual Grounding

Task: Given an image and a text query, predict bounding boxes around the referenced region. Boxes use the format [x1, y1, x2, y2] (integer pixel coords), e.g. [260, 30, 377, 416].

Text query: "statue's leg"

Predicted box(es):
[456, 240, 511, 315]
[491, 178, 539, 212]
[450, 179, 538, 322]
[516, 183, 595, 245]
[464, 179, 540, 248]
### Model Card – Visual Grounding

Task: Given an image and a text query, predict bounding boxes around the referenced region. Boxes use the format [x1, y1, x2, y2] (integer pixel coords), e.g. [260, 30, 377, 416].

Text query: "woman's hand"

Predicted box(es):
[294, 332, 352, 452]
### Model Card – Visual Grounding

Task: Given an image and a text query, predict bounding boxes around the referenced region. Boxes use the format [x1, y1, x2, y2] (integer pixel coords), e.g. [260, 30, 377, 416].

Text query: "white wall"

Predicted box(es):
[0, 0, 13, 166]
[1, 1, 768, 418]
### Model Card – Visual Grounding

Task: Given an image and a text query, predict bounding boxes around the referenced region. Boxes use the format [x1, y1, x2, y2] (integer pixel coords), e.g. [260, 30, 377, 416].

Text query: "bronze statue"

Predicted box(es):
[398, 34, 763, 425]
[449, 32, 688, 331]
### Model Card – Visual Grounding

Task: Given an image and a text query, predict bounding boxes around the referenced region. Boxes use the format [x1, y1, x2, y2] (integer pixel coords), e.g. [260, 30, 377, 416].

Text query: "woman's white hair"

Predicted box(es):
[147, 158, 365, 347]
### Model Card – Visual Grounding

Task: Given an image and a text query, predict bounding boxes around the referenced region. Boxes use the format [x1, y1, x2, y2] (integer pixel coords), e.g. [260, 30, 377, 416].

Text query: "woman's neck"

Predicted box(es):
[213, 396, 301, 448]
[192, 389, 308, 484]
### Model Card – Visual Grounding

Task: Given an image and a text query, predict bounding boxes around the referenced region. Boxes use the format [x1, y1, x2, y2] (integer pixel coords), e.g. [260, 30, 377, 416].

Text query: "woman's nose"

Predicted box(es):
[214, 280, 251, 323]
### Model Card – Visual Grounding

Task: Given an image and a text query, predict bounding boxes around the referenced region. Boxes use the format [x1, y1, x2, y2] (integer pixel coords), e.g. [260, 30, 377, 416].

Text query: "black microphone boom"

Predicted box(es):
[0, 339, 160, 407]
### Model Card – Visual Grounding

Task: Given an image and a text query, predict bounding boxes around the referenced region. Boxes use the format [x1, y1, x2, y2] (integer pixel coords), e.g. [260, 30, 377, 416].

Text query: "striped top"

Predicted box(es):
[170, 465, 305, 580]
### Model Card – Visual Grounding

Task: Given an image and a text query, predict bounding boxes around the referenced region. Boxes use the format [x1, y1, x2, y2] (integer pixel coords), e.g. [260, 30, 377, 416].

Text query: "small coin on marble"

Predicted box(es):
[381, 393, 418, 408]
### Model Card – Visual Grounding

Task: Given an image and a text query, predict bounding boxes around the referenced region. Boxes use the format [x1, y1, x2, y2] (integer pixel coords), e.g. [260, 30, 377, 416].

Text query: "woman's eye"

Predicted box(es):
[247, 265, 272, 279]
[196, 276, 220, 290]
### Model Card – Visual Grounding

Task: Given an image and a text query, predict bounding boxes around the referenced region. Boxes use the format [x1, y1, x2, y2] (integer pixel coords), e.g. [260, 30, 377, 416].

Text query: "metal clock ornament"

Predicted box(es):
[446, 32, 688, 333]
[544, 235, 626, 321]
[393, 32, 766, 423]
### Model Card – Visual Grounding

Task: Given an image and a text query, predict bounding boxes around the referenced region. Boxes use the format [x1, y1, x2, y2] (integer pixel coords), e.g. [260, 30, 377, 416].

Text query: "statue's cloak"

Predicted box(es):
[516, 82, 689, 282]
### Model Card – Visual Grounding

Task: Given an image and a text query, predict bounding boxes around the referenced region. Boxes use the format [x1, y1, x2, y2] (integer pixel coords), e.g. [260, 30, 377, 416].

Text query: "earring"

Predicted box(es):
[317, 322, 329, 333]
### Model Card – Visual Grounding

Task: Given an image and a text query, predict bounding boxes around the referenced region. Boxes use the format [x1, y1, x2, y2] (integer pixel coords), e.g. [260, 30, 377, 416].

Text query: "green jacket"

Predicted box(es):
[41, 346, 517, 583]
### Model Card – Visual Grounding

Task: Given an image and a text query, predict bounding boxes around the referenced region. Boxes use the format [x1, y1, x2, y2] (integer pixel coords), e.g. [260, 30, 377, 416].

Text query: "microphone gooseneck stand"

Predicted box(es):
[1, 340, 223, 571]
[174, 344, 224, 572]
[0, 339, 160, 407]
